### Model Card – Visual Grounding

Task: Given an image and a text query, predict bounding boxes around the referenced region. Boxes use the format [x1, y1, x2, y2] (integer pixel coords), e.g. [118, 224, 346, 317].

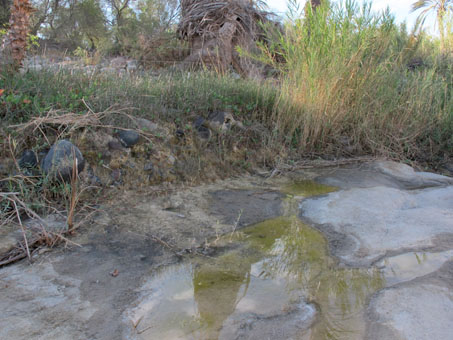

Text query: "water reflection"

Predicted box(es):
[282, 180, 338, 197]
[130, 215, 384, 340]
[129, 181, 385, 340]
[242, 216, 384, 339]
[192, 252, 253, 339]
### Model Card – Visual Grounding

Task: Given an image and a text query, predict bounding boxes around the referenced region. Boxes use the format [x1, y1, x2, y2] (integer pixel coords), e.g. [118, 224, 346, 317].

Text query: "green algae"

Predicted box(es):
[131, 187, 384, 340]
[282, 179, 338, 197]
[238, 216, 385, 339]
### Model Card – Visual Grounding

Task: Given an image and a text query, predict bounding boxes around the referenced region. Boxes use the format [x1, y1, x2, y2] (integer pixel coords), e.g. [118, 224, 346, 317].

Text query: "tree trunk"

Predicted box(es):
[438, 10, 446, 52]
[1, 0, 34, 71]
[311, 0, 322, 9]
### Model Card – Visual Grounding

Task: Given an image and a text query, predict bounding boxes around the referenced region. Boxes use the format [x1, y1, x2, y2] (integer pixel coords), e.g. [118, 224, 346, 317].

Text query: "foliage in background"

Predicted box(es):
[411, 0, 453, 51]
[28, 0, 180, 60]
[0, 0, 11, 28]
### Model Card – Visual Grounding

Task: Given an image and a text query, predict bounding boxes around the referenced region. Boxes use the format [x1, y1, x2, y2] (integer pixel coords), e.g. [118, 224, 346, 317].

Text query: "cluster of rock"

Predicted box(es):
[14, 109, 245, 190]
[192, 110, 244, 140]
[18, 127, 142, 183]
[19, 140, 85, 182]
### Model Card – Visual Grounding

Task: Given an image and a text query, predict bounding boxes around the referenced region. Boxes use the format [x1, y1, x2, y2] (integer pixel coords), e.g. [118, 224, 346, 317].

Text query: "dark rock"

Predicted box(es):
[208, 111, 230, 124]
[108, 139, 126, 152]
[118, 130, 140, 148]
[444, 162, 453, 173]
[193, 117, 211, 140]
[193, 116, 206, 129]
[208, 111, 233, 130]
[37, 150, 48, 164]
[111, 169, 122, 182]
[207, 111, 243, 131]
[144, 162, 154, 172]
[196, 126, 211, 140]
[175, 129, 185, 138]
[42, 140, 85, 181]
[84, 167, 103, 186]
[18, 150, 38, 169]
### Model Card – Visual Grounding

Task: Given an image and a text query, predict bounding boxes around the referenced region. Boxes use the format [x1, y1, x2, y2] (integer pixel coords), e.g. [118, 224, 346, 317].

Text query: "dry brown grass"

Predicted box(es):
[178, 0, 270, 41]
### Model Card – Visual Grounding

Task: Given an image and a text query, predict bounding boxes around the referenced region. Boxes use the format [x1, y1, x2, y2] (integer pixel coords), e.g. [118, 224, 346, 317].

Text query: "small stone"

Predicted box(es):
[135, 118, 160, 132]
[83, 167, 103, 186]
[207, 111, 241, 131]
[175, 129, 185, 139]
[111, 169, 122, 182]
[108, 140, 126, 152]
[42, 140, 85, 181]
[193, 116, 206, 129]
[110, 56, 128, 69]
[117, 130, 140, 148]
[193, 117, 211, 140]
[168, 155, 176, 165]
[18, 150, 38, 169]
[126, 60, 138, 71]
[196, 126, 211, 140]
[444, 162, 453, 172]
[144, 162, 154, 172]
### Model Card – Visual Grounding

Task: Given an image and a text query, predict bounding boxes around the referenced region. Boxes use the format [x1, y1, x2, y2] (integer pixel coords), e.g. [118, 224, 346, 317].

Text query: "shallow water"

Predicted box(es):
[282, 179, 338, 197]
[126, 180, 453, 339]
[378, 250, 453, 286]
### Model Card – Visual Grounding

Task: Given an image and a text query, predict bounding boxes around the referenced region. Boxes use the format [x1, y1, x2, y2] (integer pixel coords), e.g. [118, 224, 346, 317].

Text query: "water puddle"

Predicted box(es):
[282, 179, 338, 197]
[125, 181, 388, 339]
[378, 250, 453, 285]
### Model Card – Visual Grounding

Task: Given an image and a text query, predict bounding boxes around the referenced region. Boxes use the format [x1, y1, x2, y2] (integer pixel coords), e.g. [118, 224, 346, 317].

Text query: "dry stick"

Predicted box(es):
[0, 150, 91, 267]
[12, 200, 31, 261]
[67, 150, 79, 230]
[7, 135, 20, 172]
[149, 234, 177, 252]
[229, 209, 243, 242]
[68, 206, 98, 234]
[10, 107, 156, 144]
[12, 195, 82, 248]
[136, 325, 153, 335]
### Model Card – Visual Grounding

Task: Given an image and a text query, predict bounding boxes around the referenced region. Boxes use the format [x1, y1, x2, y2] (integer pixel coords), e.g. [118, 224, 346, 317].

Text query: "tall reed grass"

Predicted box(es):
[260, 0, 453, 159]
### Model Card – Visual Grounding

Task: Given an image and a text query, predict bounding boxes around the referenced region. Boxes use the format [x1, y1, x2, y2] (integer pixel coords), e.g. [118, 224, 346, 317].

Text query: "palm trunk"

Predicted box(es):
[311, 0, 322, 9]
[1, 0, 34, 71]
[438, 10, 446, 52]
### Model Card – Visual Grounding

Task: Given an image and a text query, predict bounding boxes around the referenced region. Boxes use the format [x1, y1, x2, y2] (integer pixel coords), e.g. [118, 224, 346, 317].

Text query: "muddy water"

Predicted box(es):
[125, 182, 384, 340]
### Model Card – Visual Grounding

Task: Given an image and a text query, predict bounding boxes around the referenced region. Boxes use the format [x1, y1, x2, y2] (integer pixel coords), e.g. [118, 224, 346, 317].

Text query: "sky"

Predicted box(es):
[265, 0, 438, 34]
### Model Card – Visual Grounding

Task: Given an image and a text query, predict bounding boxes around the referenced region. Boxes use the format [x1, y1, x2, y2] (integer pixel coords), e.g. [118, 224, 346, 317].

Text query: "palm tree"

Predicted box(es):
[411, 0, 453, 50]
[1, 0, 34, 70]
[311, 0, 322, 9]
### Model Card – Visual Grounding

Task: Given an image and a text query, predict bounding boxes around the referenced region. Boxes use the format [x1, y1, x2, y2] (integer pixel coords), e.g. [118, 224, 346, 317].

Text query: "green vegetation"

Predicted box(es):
[28, 0, 181, 58]
[0, 69, 277, 127]
[1, 0, 452, 166]
[0, 0, 11, 28]
[258, 1, 453, 160]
